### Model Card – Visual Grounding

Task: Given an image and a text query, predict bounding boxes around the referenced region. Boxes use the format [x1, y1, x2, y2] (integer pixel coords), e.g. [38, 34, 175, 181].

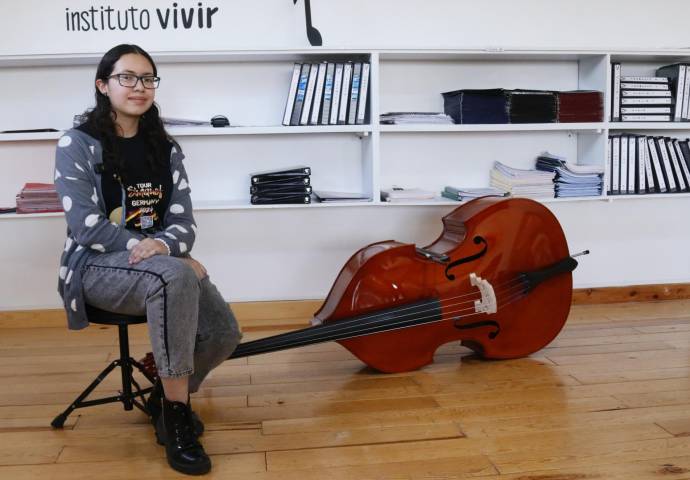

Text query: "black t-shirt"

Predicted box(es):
[77, 123, 173, 234]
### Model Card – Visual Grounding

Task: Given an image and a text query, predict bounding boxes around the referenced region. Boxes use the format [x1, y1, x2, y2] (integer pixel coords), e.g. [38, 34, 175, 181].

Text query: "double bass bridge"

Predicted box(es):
[469, 273, 497, 314]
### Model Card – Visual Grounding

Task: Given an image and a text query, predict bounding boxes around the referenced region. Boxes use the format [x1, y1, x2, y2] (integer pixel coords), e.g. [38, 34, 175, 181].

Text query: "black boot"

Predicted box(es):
[147, 379, 205, 443]
[157, 397, 211, 476]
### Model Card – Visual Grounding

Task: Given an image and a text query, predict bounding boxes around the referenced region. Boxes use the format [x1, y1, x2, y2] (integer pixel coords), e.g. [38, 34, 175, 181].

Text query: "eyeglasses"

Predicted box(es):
[107, 73, 161, 89]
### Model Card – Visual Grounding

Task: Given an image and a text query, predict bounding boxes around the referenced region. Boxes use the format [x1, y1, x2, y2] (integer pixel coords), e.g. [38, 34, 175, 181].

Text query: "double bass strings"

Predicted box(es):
[236, 278, 528, 355]
[235, 276, 529, 356]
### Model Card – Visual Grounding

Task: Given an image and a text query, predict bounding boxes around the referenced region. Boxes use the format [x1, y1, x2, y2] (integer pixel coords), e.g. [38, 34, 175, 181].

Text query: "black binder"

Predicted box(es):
[250, 175, 311, 187]
[250, 166, 311, 185]
[250, 184, 312, 195]
[251, 194, 311, 205]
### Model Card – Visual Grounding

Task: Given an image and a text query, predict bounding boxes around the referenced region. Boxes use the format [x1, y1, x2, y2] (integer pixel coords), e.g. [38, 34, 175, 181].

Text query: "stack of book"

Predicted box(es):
[379, 112, 454, 125]
[442, 89, 509, 124]
[442, 88, 603, 124]
[16, 183, 63, 214]
[535, 152, 604, 198]
[489, 161, 555, 198]
[557, 91, 604, 122]
[283, 60, 370, 126]
[441, 186, 507, 201]
[507, 90, 557, 123]
[608, 134, 690, 195]
[611, 64, 676, 122]
[249, 166, 312, 205]
[380, 187, 436, 202]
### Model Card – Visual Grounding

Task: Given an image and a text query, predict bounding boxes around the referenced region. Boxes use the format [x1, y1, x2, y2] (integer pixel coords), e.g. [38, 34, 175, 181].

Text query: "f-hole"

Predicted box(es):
[444, 236, 488, 281]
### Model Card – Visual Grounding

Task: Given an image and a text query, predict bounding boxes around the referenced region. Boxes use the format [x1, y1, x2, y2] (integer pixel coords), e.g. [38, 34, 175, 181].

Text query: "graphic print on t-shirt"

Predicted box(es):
[126, 181, 164, 230]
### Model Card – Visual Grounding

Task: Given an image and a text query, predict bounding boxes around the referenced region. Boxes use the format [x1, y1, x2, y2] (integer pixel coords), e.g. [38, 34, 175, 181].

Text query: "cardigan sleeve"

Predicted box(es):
[54, 132, 144, 253]
[152, 143, 197, 256]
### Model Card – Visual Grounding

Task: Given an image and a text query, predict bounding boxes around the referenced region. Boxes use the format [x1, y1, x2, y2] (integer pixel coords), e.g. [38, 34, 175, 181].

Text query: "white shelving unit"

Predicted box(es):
[5, 48, 690, 218]
[2, 47, 690, 309]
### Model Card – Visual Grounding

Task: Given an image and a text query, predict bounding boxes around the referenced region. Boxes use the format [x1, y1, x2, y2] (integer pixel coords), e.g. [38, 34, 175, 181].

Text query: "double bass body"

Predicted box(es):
[313, 197, 573, 373]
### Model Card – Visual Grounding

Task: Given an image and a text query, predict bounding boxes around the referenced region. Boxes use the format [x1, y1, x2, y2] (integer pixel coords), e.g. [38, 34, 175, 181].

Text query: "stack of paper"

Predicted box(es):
[16, 183, 63, 214]
[313, 191, 370, 203]
[536, 152, 604, 197]
[490, 161, 555, 198]
[441, 186, 507, 201]
[381, 187, 437, 202]
[379, 112, 454, 125]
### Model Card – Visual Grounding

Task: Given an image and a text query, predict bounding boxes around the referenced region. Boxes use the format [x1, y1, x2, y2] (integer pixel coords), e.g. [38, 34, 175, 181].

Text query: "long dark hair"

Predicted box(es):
[85, 44, 169, 180]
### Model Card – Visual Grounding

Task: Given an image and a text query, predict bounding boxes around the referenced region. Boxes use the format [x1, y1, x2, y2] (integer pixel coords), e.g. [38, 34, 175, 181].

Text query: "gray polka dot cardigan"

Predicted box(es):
[54, 128, 198, 330]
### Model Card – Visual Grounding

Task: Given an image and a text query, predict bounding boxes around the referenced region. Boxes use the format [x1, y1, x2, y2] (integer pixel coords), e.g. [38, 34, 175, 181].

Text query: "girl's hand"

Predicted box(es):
[128, 238, 168, 264]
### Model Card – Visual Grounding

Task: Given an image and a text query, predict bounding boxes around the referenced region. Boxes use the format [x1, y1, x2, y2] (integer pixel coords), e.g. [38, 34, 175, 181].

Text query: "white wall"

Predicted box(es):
[1, 1, 690, 311]
[2, 0, 690, 54]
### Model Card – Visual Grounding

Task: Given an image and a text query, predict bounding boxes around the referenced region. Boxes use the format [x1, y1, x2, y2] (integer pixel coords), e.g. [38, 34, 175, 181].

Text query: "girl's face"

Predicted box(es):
[96, 53, 156, 123]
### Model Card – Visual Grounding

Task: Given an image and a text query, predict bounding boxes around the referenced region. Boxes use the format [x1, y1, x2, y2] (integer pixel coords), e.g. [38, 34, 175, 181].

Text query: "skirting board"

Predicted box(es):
[1, 283, 689, 329]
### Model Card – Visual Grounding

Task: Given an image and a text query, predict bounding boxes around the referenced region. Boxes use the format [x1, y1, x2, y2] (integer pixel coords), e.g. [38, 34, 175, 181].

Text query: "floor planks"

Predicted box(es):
[1, 299, 690, 479]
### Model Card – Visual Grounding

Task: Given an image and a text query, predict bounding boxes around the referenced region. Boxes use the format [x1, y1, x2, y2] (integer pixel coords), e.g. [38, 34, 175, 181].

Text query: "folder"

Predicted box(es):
[320, 63, 335, 125]
[620, 135, 629, 194]
[299, 63, 319, 126]
[671, 138, 690, 190]
[356, 62, 370, 125]
[329, 63, 344, 125]
[611, 63, 621, 121]
[611, 135, 620, 194]
[627, 136, 636, 194]
[655, 63, 687, 121]
[338, 62, 353, 125]
[283, 63, 302, 126]
[251, 194, 311, 205]
[347, 62, 362, 125]
[655, 137, 678, 191]
[290, 64, 311, 126]
[309, 62, 327, 126]
[665, 138, 688, 191]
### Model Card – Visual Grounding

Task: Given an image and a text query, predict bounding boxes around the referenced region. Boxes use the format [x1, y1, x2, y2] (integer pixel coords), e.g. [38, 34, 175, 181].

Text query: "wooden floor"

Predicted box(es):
[1, 300, 690, 479]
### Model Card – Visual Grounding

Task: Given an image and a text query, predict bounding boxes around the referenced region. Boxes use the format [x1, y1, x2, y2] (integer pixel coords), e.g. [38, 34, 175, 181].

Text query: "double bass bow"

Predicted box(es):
[226, 196, 589, 373]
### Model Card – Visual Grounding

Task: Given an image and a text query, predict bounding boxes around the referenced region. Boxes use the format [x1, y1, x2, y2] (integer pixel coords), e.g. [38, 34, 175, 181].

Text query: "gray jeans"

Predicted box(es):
[81, 251, 242, 392]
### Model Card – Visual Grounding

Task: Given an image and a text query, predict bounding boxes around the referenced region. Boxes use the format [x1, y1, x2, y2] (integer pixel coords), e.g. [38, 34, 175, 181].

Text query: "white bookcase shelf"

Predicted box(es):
[2, 48, 690, 219]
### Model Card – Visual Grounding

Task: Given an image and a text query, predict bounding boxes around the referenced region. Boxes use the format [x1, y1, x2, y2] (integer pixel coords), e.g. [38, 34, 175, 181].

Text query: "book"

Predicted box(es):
[647, 137, 667, 192]
[282, 63, 302, 126]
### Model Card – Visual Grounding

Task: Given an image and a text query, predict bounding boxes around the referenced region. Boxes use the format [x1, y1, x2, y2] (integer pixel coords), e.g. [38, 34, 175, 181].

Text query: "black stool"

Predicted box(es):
[51, 305, 156, 428]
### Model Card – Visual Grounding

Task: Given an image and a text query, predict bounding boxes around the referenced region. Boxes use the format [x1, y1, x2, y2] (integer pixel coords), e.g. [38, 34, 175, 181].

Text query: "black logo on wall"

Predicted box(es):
[294, 0, 322, 46]
[64, 1, 325, 46]
[65, 3, 219, 31]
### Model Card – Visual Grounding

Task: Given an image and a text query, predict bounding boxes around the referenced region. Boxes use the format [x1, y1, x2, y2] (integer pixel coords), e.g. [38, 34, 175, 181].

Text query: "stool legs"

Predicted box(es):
[51, 324, 155, 429]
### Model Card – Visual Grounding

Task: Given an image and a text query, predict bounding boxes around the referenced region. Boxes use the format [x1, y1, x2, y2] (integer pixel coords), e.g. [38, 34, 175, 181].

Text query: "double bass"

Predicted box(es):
[226, 196, 588, 373]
